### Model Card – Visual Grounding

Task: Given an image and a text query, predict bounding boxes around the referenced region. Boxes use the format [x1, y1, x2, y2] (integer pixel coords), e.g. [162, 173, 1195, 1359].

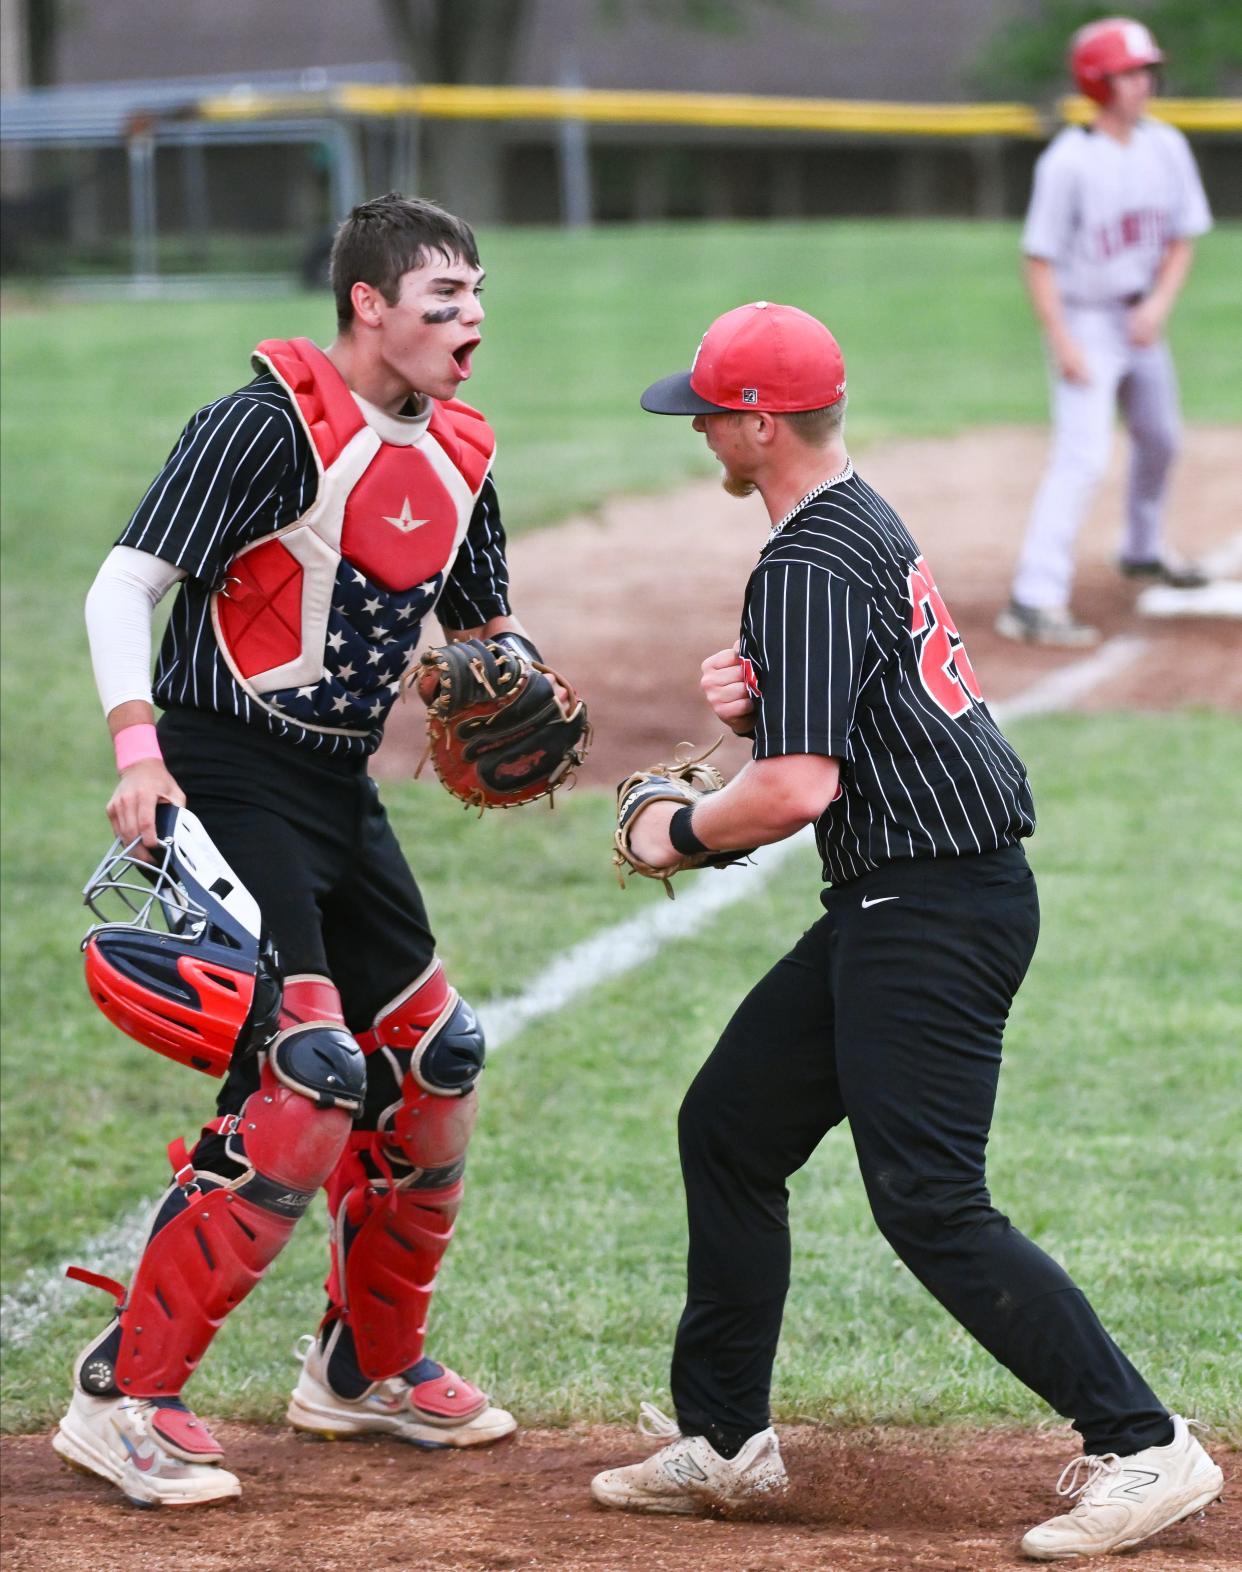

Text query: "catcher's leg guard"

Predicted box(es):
[69, 978, 365, 1403]
[290, 963, 512, 1446]
[320, 961, 485, 1387]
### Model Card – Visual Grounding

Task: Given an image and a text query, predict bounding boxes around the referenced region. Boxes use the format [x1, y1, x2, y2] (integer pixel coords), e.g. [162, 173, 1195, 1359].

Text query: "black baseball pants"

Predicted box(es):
[157, 706, 438, 1133]
[671, 845, 1173, 1458]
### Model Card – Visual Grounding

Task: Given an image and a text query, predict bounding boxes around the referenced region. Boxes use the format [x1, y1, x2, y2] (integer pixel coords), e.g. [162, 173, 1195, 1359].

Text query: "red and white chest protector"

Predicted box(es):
[211, 337, 494, 733]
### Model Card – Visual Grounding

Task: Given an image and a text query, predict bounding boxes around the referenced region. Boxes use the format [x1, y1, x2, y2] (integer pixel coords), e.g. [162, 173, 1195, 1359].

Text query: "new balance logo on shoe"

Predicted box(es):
[1108, 1467, 1161, 1501]
[663, 1453, 709, 1487]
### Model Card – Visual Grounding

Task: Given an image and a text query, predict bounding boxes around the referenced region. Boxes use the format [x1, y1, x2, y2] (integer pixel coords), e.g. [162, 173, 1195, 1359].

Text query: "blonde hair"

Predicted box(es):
[779, 395, 848, 447]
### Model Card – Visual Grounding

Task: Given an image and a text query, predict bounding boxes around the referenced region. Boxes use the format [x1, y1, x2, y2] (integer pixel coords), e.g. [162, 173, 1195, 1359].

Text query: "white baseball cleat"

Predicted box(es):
[1020, 1414, 1224, 1561]
[286, 1337, 516, 1449]
[52, 1389, 240, 1508]
[591, 1402, 788, 1515]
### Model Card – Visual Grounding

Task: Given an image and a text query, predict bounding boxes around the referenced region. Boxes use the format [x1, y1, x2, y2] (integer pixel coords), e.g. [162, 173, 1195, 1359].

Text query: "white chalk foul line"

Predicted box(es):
[0, 638, 1136, 1354]
[993, 635, 1149, 720]
[480, 834, 811, 1047]
[1, 1199, 156, 1352]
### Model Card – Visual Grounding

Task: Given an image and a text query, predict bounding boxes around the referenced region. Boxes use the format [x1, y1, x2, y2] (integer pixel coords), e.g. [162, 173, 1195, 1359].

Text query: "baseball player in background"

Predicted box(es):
[594, 302, 1223, 1559]
[54, 193, 570, 1505]
[997, 16, 1212, 647]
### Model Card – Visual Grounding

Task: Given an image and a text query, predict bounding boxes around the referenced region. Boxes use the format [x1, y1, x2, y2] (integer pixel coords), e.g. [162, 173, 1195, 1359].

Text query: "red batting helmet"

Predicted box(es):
[1070, 17, 1163, 104]
[82, 804, 281, 1077]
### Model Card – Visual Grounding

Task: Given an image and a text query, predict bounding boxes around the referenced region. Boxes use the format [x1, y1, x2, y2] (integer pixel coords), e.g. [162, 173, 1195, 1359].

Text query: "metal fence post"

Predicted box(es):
[127, 121, 158, 280]
[326, 119, 364, 218]
[558, 52, 593, 229]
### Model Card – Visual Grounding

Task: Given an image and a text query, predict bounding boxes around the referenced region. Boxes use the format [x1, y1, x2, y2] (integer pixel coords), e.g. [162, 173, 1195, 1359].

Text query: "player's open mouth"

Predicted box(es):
[452, 338, 480, 378]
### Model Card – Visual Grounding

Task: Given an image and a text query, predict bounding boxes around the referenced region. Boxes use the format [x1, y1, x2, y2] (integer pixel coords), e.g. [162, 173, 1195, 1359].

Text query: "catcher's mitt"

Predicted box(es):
[613, 740, 754, 898]
[408, 636, 590, 810]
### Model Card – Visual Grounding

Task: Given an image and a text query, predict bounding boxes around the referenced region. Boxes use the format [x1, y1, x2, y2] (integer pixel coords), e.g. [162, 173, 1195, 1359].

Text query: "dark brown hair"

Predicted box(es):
[330, 192, 480, 331]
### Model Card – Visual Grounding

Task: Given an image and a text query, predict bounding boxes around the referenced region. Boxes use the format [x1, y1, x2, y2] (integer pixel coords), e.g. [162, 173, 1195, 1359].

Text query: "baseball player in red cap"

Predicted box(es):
[592, 301, 1223, 1559]
[997, 16, 1213, 645]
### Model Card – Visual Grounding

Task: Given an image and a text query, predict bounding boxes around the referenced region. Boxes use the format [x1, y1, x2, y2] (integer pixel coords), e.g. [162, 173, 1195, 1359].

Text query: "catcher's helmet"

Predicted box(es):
[82, 803, 281, 1077]
[1070, 17, 1163, 104]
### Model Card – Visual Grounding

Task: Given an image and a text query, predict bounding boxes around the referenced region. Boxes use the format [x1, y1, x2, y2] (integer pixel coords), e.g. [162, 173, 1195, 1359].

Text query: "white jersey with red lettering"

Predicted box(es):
[1023, 119, 1211, 304]
[1008, 118, 1211, 614]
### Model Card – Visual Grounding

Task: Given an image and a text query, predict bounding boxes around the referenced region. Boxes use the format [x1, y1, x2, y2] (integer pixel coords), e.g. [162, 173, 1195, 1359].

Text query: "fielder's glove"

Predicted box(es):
[409, 634, 591, 810]
[613, 741, 754, 898]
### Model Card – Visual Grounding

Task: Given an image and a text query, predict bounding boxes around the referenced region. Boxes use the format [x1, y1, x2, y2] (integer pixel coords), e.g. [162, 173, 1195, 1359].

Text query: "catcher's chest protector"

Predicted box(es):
[211, 337, 495, 736]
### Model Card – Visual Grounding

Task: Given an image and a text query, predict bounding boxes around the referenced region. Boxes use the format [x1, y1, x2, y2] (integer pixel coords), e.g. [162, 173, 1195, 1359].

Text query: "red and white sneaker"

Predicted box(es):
[52, 1389, 240, 1507]
[1021, 1415, 1224, 1560]
[286, 1337, 516, 1449]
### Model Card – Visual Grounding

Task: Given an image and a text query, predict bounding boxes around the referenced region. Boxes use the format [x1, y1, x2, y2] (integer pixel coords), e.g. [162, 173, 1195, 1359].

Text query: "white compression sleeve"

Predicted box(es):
[84, 546, 186, 717]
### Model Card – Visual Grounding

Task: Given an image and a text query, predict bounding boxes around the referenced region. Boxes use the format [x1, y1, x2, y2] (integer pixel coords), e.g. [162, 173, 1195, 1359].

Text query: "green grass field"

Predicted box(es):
[3, 713, 1239, 1435]
[3, 221, 1240, 1437]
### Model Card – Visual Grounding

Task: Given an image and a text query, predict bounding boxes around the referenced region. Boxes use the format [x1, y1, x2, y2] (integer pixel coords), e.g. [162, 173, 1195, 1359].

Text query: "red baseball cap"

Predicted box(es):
[641, 301, 847, 415]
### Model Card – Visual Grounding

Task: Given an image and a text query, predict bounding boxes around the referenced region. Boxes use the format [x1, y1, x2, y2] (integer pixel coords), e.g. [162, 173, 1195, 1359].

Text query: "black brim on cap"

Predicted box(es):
[640, 371, 732, 415]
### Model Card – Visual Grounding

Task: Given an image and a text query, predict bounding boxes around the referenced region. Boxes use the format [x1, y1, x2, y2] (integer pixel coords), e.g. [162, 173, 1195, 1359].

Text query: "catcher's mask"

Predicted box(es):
[82, 803, 281, 1077]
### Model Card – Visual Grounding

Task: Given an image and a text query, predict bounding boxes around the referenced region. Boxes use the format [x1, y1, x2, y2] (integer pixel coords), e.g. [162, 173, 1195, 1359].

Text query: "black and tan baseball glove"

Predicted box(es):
[409, 635, 590, 810]
[613, 741, 754, 898]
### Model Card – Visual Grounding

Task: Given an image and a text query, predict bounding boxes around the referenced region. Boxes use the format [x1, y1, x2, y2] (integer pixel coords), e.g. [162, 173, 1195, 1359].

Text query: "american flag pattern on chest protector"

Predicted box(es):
[738, 469, 1035, 886]
[211, 337, 494, 740]
[116, 342, 512, 758]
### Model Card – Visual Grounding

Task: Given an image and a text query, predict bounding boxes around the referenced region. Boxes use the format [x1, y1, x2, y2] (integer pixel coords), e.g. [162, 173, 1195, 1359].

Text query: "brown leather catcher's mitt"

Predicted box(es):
[612, 741, 754, 897]
[411, 636, 590, 809]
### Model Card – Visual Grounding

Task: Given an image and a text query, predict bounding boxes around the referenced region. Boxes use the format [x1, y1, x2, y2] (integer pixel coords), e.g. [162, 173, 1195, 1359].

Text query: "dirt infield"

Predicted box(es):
[3, 1423, 1237, 1571]
[4, 428, 1239, 1570]
[373, 424, 1242, 786]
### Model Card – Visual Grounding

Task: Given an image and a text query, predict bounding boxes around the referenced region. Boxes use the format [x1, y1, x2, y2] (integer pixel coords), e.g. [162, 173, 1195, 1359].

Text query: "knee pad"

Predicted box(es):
[358, 960, 485, 1095]
[268, 975, 366, 1114]
[412, 993, 485, 1095]
[381, 975, 483, 1171]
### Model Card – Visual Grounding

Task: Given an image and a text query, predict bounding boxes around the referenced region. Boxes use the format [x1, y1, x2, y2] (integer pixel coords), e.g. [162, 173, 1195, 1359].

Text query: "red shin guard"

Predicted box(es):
[328, 1161, 464, 1379]
[110, 1063, 352, 1398]
[325, 962, 482, 1382]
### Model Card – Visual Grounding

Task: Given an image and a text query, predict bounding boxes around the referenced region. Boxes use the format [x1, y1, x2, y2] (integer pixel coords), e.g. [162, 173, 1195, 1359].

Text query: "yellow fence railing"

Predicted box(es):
[1060, 96, 1242, 132]
[197, 82, 1242, 137]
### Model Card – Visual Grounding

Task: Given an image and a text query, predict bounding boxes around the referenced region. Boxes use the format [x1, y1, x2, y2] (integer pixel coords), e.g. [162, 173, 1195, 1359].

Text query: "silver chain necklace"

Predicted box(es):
[766, 459, 854, 543]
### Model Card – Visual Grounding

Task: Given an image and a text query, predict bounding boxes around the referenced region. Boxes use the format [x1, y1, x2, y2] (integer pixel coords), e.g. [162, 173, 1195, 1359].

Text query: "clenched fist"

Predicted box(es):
[700, 644, 756, 736]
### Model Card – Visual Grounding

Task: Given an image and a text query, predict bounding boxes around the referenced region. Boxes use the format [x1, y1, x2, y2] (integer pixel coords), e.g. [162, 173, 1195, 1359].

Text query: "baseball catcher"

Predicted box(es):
[613, 740, 753, 896]
[412, 631, 590, 809]
[59, 193, 575, 1510]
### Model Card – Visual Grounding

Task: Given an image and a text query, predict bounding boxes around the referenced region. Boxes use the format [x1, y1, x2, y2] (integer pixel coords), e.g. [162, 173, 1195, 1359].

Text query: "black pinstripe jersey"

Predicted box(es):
[114, 372, 512, 758]
[738, 465, 1035, 885]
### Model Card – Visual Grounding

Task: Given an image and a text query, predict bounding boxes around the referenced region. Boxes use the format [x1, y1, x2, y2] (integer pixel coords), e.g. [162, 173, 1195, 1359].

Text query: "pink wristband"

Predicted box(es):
[114, 723, 163, 772]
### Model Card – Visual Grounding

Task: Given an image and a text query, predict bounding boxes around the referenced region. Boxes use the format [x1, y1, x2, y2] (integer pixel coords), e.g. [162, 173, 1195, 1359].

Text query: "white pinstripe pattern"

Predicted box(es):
[738, 470, 1035, 885]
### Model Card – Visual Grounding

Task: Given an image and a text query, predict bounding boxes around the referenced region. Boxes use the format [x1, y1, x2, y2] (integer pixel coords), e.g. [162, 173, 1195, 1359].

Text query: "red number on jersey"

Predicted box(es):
[908, 556, 983, 719]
